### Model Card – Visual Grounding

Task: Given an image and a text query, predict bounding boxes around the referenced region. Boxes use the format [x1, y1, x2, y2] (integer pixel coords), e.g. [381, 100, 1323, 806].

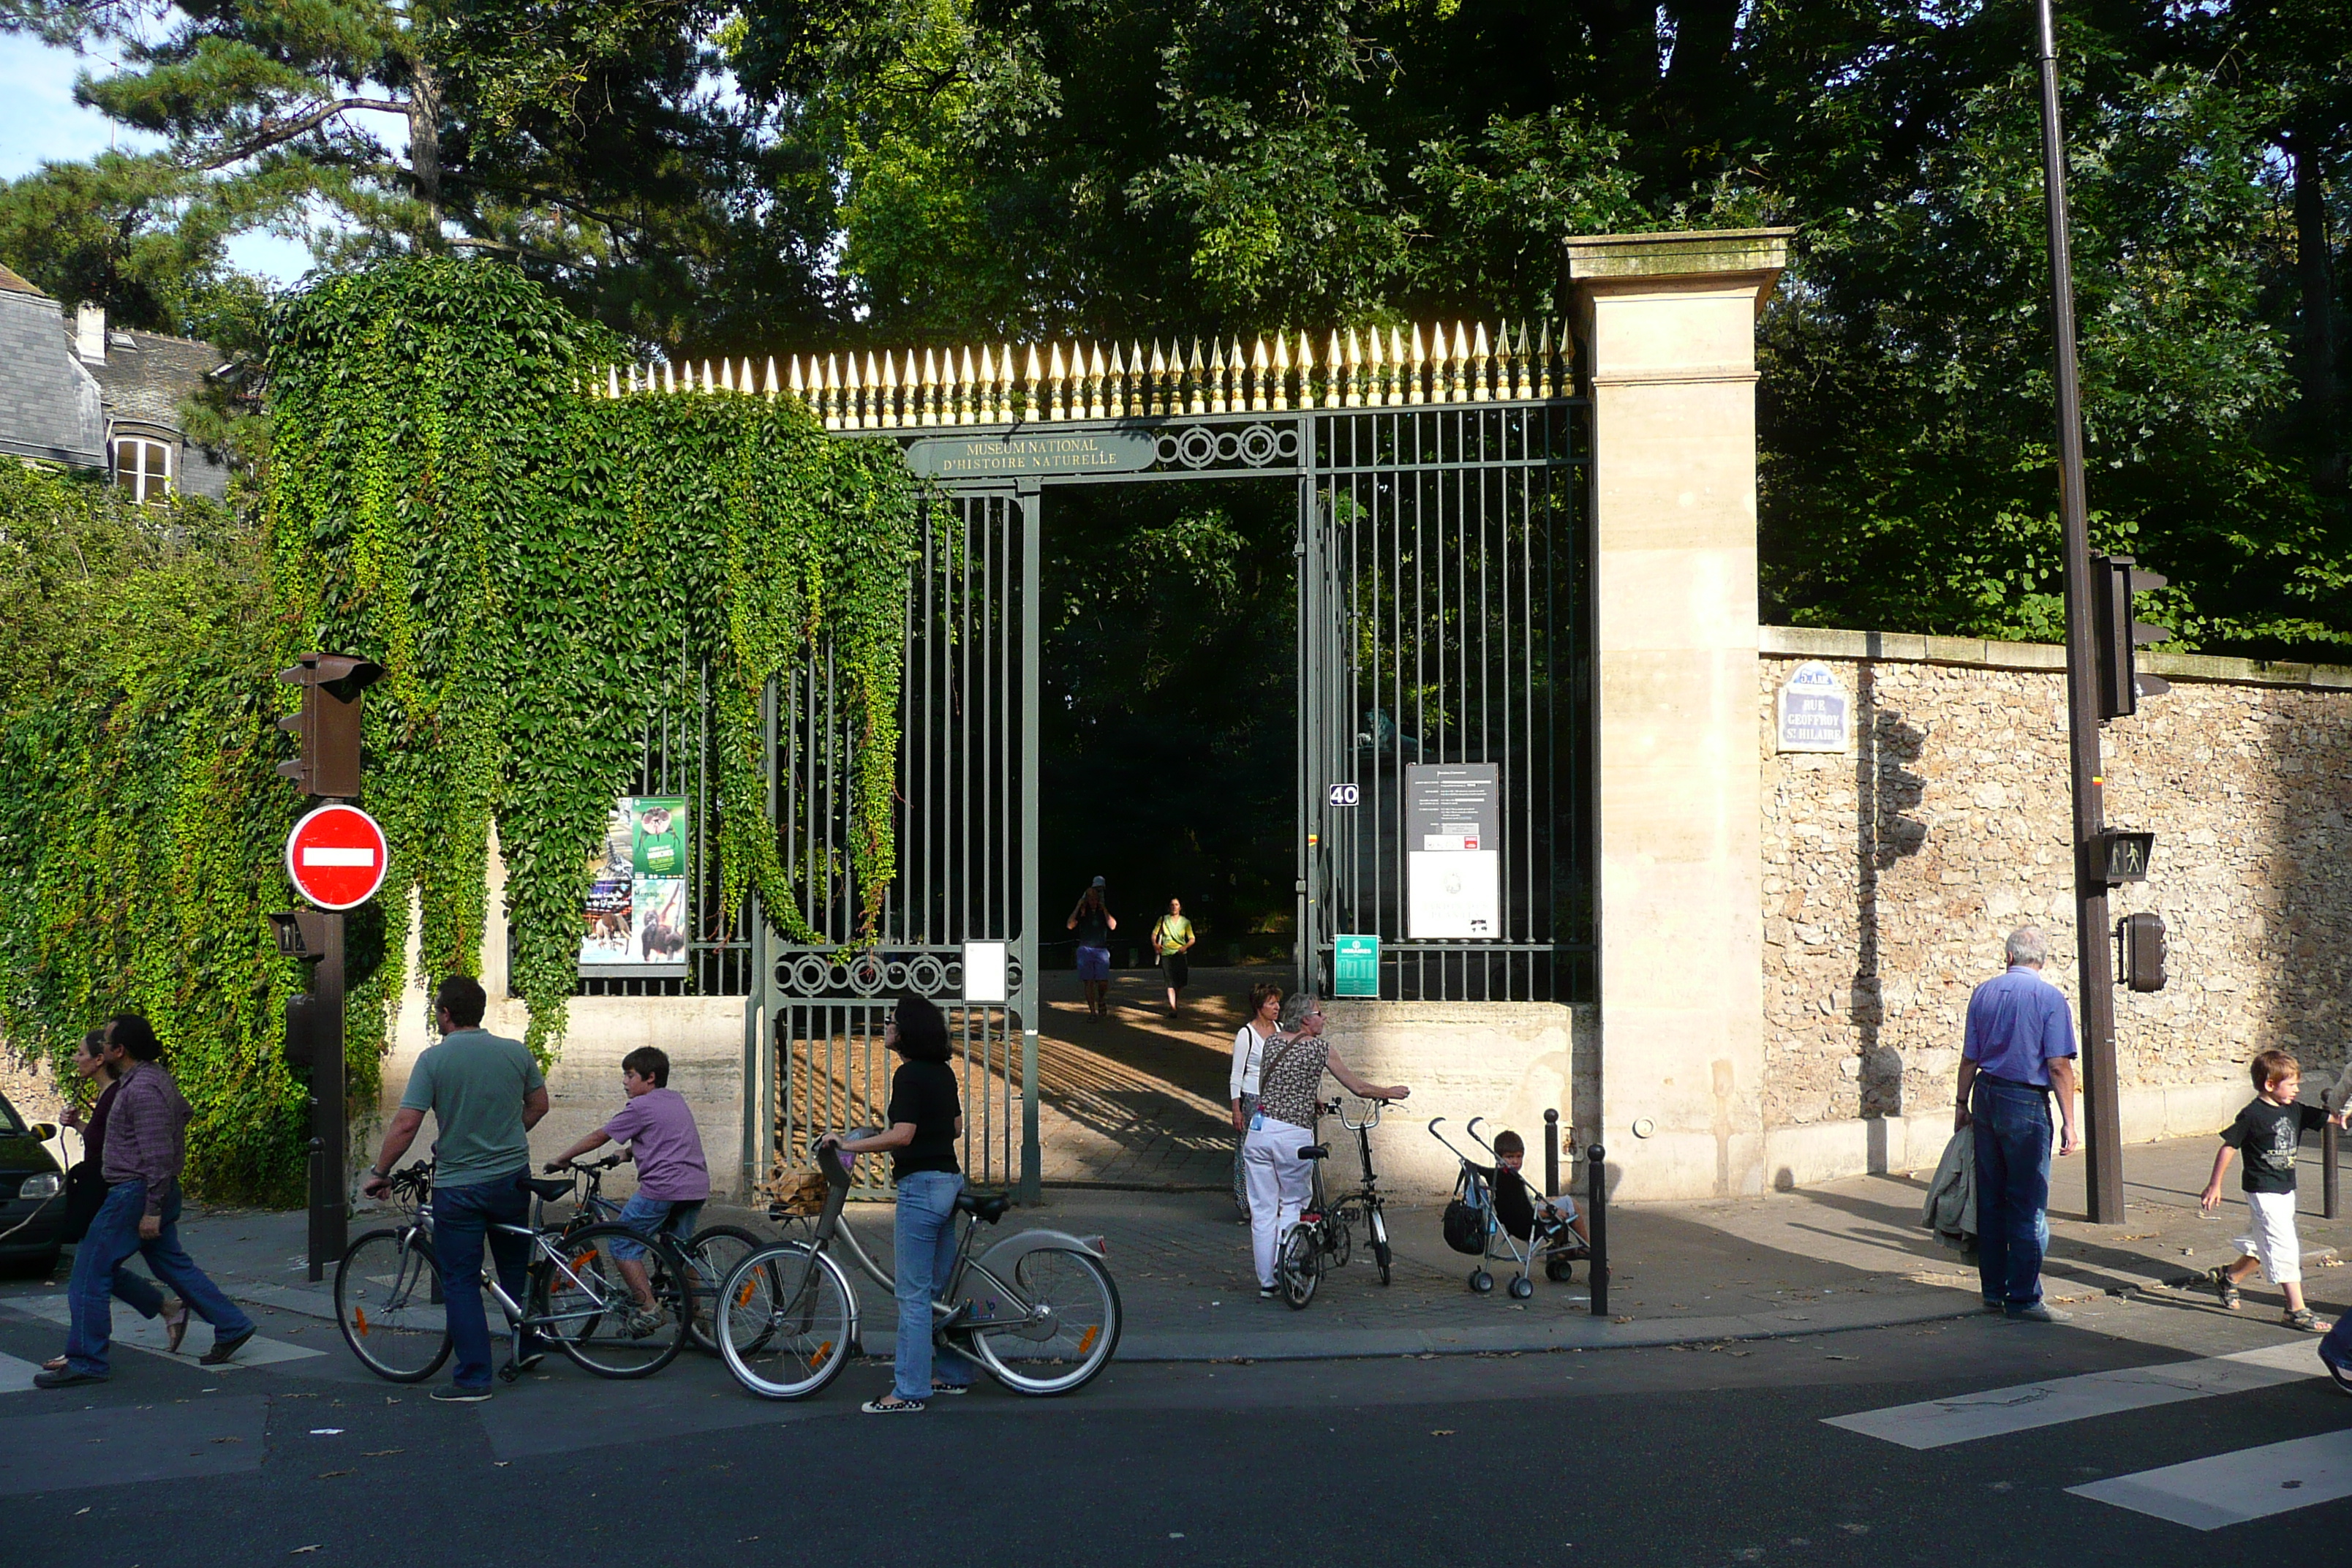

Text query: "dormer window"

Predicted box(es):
[113, 437, 171, 503]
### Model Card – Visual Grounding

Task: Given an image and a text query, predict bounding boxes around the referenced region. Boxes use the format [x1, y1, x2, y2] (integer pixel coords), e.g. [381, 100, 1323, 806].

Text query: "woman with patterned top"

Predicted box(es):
[1240, 993, 1408, 1299]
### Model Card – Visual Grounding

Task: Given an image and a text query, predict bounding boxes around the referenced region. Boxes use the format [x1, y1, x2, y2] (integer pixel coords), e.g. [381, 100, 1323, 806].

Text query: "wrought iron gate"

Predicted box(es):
[725, 324, 1590, 1198]
[750, 491, 1038, 1196]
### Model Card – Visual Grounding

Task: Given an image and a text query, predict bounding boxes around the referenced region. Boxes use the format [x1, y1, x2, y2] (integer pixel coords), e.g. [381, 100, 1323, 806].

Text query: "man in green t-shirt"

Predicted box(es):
[362, 975, 549, 1401]
[1153, 898, 1197, 1016]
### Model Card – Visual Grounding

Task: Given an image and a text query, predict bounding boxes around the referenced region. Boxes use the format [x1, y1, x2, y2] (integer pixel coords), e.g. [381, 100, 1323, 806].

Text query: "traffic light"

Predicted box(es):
[2084, 828, 2155, 885]
[2092, 554, 2171, 720]
[2116, 911, 2168, 992]
[276, 653, 382, 799]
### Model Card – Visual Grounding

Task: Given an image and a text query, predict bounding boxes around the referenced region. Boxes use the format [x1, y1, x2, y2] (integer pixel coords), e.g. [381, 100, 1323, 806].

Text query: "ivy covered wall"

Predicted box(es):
[1, 259, 919, 1202]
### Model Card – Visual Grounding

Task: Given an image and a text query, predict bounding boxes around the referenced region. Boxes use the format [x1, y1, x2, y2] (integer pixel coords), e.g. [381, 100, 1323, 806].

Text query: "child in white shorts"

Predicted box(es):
[2200, 1049, 2344, 1333]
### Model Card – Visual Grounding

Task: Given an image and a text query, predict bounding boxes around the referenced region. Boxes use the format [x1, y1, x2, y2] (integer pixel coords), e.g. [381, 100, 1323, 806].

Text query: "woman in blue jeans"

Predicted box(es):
[821, 994, 978, 1413]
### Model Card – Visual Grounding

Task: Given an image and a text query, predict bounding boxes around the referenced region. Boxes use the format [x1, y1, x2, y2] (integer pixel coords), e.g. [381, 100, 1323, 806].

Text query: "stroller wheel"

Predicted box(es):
[1508, 1275, 1534, 1300]
[1545, 1255, 1575, 1284]
[1468, 1269, 1494, 1294]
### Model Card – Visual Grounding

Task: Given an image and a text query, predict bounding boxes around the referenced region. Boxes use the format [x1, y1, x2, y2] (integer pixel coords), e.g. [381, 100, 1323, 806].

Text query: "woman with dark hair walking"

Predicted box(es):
[37, 1015, 255, 1387]
[821, 995, 979, 1412]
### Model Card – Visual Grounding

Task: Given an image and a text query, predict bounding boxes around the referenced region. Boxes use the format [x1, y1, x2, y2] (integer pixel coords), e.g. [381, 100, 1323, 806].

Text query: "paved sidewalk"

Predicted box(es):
[7, 1134, 2342, 1364]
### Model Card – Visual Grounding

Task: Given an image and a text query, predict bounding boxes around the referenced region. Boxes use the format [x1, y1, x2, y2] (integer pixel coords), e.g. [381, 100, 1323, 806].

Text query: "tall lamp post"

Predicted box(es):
[2032, 0, 2125, 1224]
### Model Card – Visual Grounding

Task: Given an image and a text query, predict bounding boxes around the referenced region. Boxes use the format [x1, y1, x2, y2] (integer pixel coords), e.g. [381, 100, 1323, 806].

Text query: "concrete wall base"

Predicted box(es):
[1324, 1000, 1595, 1200]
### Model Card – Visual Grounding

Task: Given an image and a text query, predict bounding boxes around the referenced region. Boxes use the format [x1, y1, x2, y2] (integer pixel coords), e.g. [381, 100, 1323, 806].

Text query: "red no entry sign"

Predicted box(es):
[285, 804, 389, 910]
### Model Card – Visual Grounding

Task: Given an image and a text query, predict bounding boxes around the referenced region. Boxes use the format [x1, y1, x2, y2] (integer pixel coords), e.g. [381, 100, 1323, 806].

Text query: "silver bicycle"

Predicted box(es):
[714, 1151, 1121, 1400]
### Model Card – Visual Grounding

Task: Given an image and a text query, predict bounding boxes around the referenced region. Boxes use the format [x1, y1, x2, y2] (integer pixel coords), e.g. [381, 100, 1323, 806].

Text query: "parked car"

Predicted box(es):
[0, 1090, 67, 1275]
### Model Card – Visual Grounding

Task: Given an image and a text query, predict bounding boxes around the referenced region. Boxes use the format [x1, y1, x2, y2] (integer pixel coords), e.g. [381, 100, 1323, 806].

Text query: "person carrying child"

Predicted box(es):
[548, 1045, 709, 1337]
[1478, 1130, 1590, 1252]
[2197, 1049, 2343, 1334]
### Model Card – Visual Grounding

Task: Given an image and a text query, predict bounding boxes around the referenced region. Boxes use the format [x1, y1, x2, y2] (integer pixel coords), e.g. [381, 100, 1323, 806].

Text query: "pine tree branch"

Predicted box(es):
[199, 98, 410, 170]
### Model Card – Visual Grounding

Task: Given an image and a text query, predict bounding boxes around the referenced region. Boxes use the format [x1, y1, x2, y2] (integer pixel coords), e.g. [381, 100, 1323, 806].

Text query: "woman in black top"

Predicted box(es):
[822, 995, 976, 1412]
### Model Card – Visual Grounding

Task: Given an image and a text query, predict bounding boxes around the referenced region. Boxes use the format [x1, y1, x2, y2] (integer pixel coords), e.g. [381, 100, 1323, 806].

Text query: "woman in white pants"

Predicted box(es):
[1243, 993, 1408, 1297]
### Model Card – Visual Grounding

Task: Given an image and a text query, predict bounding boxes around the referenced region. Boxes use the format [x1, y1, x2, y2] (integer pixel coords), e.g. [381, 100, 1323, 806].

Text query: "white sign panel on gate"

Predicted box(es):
[1407, 849, 1500, 939]
[1776, 660, 1852, 754]
[962, 941, 1008, 1004]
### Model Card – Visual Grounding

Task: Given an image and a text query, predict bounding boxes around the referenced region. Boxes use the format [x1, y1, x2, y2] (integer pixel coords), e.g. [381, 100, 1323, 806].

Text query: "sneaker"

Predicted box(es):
[430, 1384, 493, 1403]
[2204, 1266, 2242, 1311]
[1982, 1299, 2005, 1313]
[930, 1381, 970, 1397]
[1258, 1286, 1278, 1300]
[2005, 1303, 2071, 1324]
[2281, 1308, 2326, 1333]
[625, 1305, 666, 1340]
[861, 1395, 924, 1414]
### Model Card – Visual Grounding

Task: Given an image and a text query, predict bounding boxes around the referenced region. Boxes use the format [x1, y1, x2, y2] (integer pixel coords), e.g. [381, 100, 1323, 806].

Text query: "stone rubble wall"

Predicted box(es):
[1760, 627, 2352, 1144]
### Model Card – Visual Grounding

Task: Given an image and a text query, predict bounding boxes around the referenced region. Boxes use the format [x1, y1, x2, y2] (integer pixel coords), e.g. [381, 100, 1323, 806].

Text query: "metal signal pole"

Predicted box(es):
[2034, 0, 2124, 1224]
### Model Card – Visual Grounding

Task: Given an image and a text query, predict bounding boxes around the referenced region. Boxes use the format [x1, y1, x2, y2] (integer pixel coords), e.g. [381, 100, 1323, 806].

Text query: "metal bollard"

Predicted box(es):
[2326, 1117, 2340, 1221]
[1545, 1109, 1560, 1198]
[1587, 1142, 1609, 1318]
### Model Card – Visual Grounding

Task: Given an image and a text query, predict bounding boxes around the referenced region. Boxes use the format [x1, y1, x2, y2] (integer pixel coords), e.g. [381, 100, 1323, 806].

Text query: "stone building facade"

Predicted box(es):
[1757, 625, 2352, 1186]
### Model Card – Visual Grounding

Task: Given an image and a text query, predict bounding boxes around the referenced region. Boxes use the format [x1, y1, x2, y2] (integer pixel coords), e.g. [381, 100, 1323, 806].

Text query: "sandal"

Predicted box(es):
[161, 1296, 189, 1354]
[2283, 1308, 2325, 1333]
[2204, 1266, 2241, 1311]
[861, 1395, 925, 1414]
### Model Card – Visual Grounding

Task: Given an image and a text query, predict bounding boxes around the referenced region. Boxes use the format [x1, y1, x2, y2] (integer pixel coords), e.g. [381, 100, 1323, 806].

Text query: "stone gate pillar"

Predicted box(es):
[1569, 228, 1791, 1199]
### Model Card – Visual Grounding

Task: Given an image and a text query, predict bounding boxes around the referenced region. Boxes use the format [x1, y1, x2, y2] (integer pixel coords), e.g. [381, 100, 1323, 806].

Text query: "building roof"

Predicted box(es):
[0, 261, 46, 297]
[0, 286, 105, 467]
[87, 328, 226, 429]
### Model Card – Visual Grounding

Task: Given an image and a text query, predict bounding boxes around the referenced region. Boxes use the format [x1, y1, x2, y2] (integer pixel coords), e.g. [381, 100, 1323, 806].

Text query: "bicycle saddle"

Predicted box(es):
[1299, 1145, 1329, 1161]
[954, 1191, 1011, 1223]
[525, 1177, 573, 1202]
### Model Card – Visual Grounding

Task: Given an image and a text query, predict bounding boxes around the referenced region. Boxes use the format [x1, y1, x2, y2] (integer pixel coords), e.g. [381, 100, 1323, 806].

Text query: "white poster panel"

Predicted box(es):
[1407, 849, 1500, 939]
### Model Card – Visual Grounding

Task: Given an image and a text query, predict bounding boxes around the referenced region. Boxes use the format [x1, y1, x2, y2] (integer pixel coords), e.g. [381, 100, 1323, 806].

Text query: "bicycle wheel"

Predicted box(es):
[539, 1224, 689, 1378]
[335, 1227, 451, 1383]
[715, 1243, 855, 1400]
[962, 1245, 1122, 1395]
[1368, 1205, 1392, 1286]
[1275, 1222, 1321, 1310]
[682, 1224, 769, 1354]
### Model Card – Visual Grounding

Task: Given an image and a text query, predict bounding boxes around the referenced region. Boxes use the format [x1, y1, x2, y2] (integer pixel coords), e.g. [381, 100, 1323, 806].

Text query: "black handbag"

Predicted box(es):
[1441, 1168, 1490, 1255]
[59, 1158, 107, 1243]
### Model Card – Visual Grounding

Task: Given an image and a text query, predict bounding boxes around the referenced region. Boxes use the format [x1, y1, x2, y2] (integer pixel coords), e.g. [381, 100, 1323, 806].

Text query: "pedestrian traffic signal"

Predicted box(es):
[2092, 555, 2171, 720]
[276, 653, 381, 799]
[2115, 911, 2168, 992]
[2084, 828, 2155, 885]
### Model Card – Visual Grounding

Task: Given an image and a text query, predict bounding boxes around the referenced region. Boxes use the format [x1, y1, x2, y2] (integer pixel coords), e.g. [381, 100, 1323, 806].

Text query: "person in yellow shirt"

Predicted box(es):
[1151, 897, 1196, 1016]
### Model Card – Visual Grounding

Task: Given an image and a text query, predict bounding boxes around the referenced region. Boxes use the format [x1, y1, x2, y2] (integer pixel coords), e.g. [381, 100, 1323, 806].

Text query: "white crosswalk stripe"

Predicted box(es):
[0, 1349, 40, 1393]
[3, 1294, 325, 1370]
[1822, 1341, 2323, 1450]
[2068, 1429, 2352, 1530]
[1826, 1338, 2352, 1529]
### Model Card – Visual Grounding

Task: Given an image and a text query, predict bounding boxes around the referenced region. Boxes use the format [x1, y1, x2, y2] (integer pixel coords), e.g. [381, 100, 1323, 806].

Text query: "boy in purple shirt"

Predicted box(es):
[548, 1047, 709, 1335]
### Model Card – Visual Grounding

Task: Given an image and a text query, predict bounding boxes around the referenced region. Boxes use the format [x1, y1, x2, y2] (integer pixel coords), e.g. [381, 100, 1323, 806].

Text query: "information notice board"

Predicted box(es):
[1405, 764, 1500, 939]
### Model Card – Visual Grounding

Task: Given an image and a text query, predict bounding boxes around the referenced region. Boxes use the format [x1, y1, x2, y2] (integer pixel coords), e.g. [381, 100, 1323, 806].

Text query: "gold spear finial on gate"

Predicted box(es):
[1207, 340, 1227, 414]
[1270, 334, 1289, 412]
[1535, 320, 1555, 400]
[1403, 325, 1422, 405]
[1044, 342, 1065, 421]
[1107, 342, 1126, 416]
[1341, 328, 1362, 408]
[789, 355, 806, 409]
[1085, 342, 1104, 419]
[1022, 344, 1041, 421]
[1326, 330, 1344, 409]
[1179, 340, 1197, 414]
[1470, 322, 1490, 402]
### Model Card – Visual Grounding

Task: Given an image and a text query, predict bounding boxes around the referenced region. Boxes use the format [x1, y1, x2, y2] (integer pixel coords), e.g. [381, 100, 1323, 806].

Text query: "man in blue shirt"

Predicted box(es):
[1953, 925, 2081, 1322]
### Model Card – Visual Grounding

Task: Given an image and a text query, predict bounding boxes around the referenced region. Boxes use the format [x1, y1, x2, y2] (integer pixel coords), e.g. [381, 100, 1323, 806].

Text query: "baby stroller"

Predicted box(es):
[1428, 1116, 1590, 1299]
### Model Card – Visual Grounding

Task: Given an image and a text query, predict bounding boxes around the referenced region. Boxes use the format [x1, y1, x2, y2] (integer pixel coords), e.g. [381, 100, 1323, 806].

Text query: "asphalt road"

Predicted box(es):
[4, 1289, 2348, 1567]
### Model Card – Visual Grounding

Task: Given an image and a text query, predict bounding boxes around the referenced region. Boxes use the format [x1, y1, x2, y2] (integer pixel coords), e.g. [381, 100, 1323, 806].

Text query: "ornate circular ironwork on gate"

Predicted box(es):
[1155, 423, 1297, 471]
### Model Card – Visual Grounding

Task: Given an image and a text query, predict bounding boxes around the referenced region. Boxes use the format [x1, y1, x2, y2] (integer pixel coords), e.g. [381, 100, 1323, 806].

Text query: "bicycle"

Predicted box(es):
[1274, 1095, 1395, 1309]
[712, 1147, 1122, 1401]
[333, 1161, 693, 1383]
[534, 1152, 769, 1357]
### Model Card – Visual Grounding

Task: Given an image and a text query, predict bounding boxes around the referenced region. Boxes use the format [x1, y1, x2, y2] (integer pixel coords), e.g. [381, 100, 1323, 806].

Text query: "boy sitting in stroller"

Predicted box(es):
[1482, 1130, 1590, 1254]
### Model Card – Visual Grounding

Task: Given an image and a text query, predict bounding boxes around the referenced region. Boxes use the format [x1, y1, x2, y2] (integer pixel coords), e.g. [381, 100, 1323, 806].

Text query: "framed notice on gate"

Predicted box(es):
[580, 796, 690, 979]
[1405, 764, 1500, 939]
[1333, 935, 1380, 998]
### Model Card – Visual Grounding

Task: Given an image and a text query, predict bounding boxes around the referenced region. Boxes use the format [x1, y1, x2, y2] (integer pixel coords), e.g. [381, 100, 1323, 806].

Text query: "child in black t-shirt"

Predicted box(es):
[2199, 1050, 2345, 1333]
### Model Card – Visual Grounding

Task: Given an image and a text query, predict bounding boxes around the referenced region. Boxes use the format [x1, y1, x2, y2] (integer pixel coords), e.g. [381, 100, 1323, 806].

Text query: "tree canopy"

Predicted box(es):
[2, 0, 2346, 654]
